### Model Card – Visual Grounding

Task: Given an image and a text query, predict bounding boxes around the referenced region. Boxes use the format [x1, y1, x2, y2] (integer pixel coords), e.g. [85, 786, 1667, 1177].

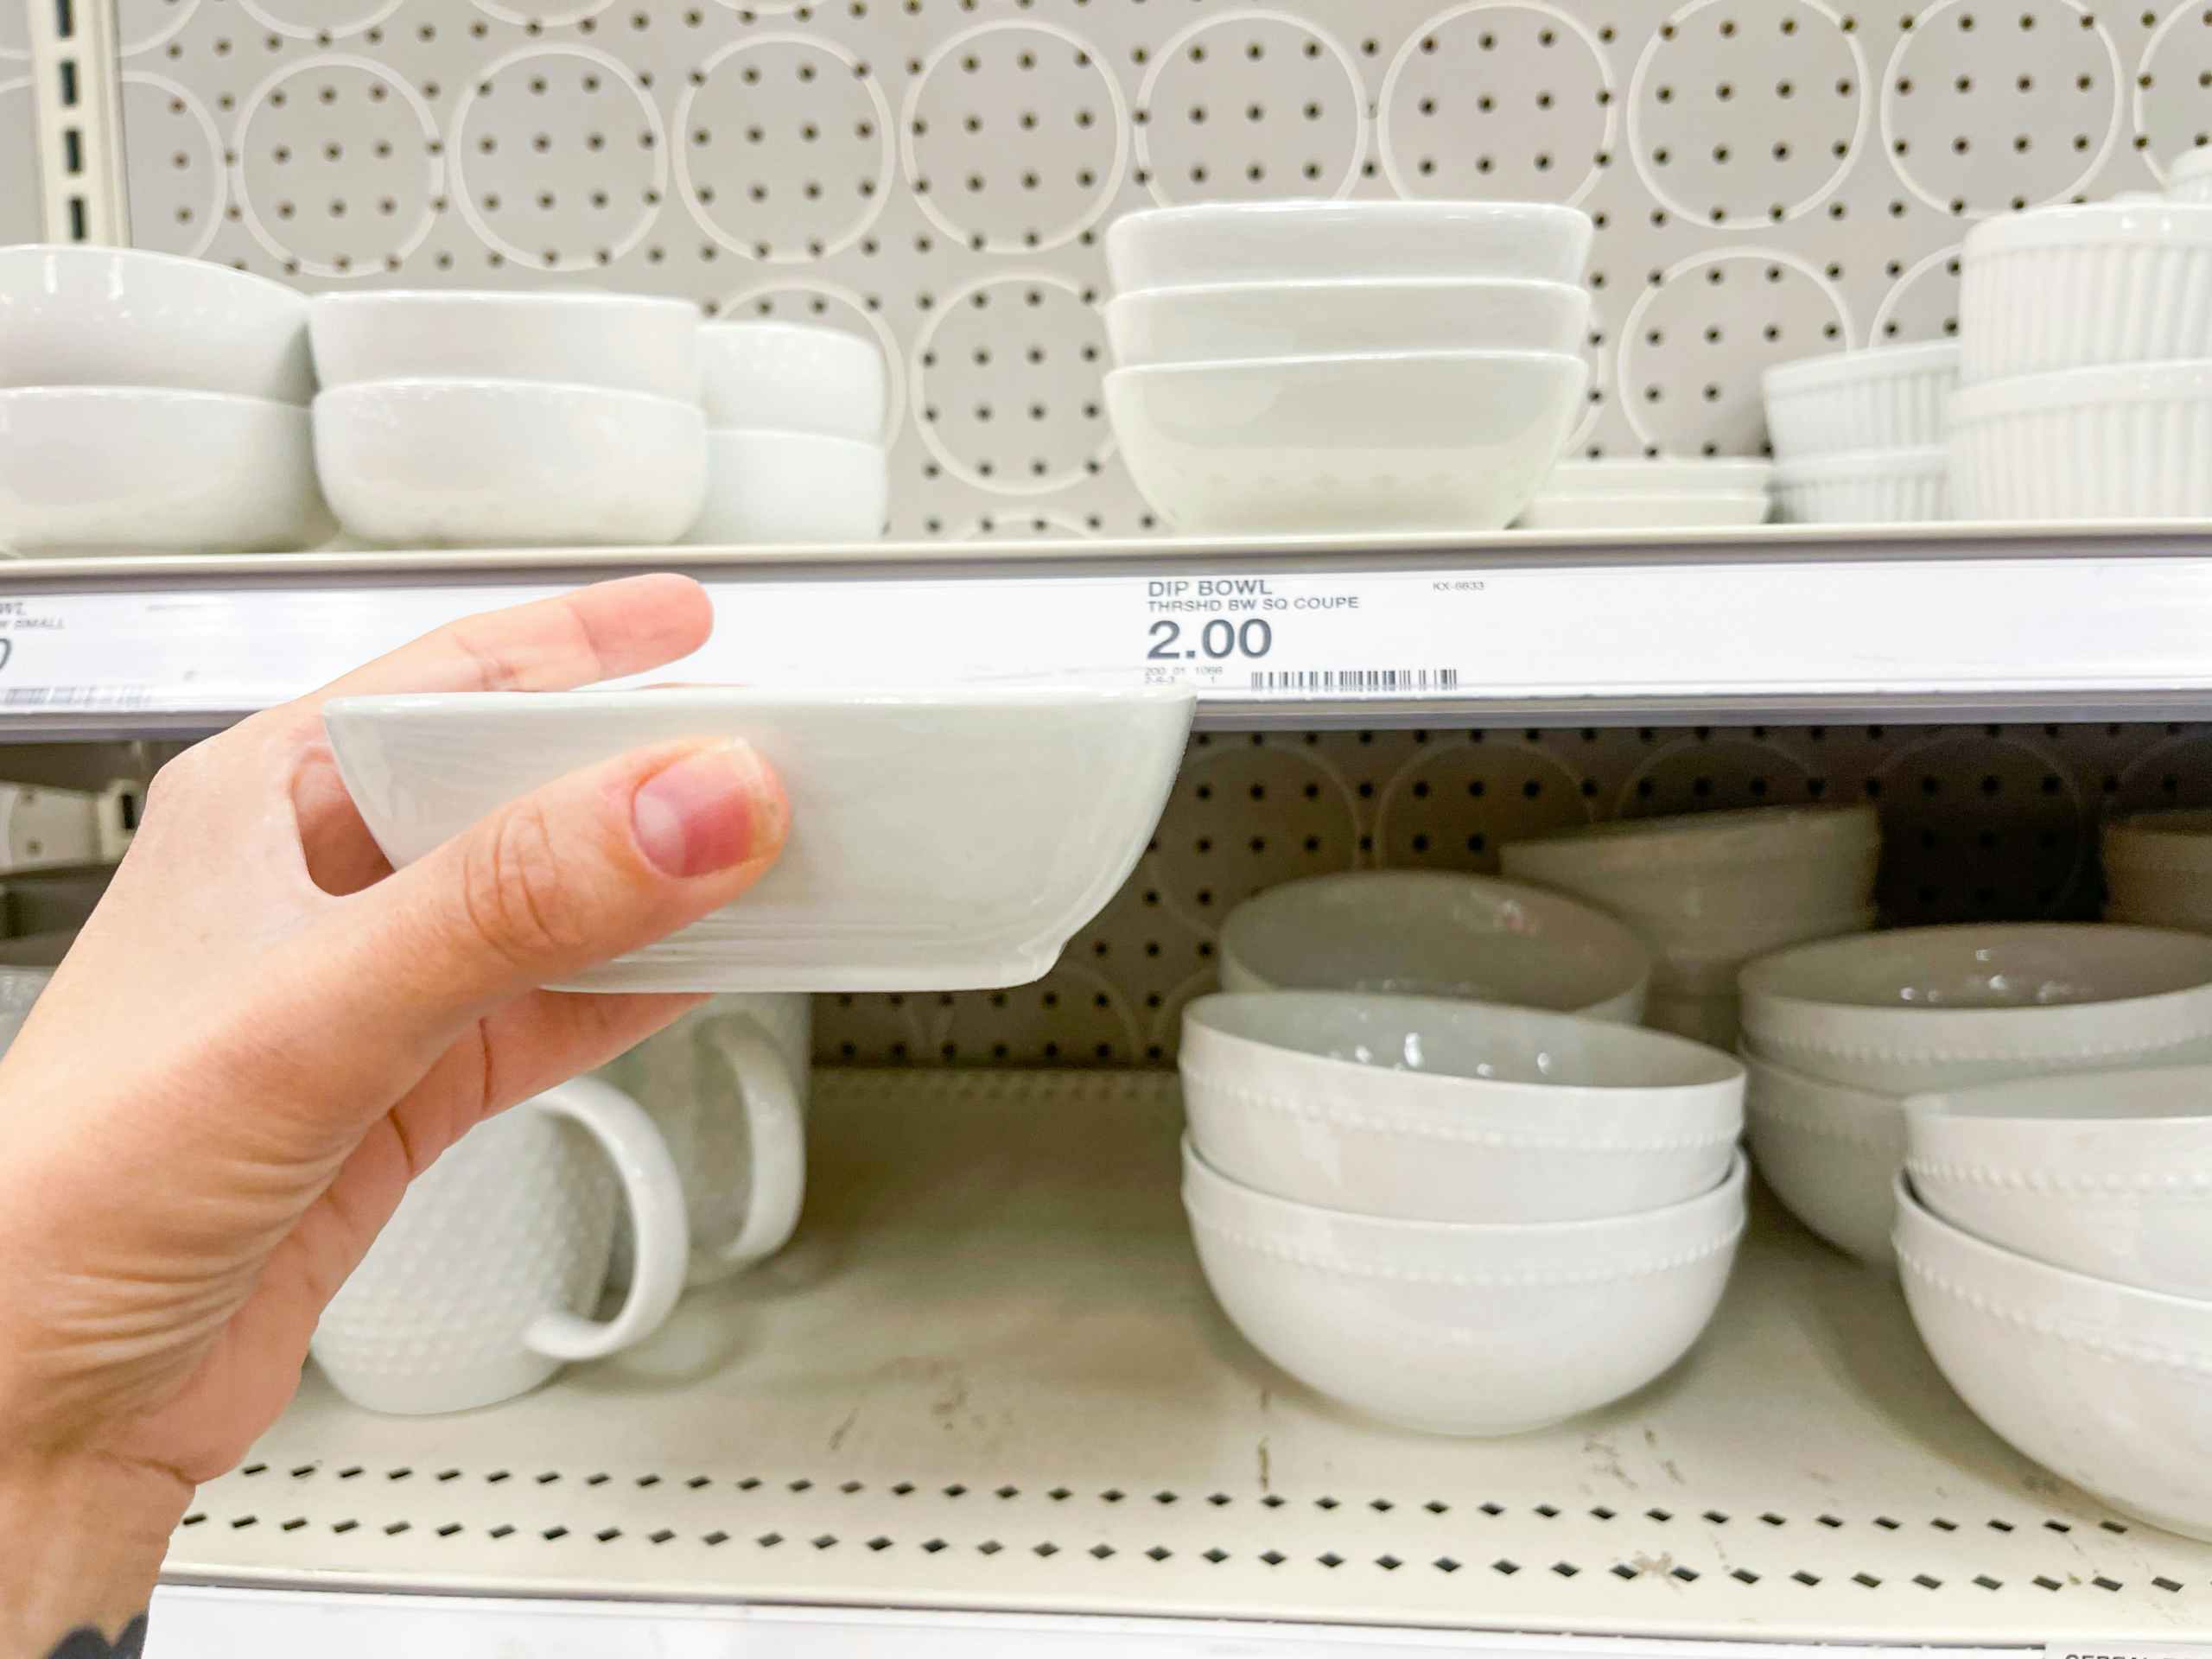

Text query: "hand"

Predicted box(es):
[0, 575, 788, 1652]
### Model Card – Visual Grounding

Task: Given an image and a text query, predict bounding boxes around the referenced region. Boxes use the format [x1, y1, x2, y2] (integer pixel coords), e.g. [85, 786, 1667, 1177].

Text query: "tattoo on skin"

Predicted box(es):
[47, 1614, 148, 1659]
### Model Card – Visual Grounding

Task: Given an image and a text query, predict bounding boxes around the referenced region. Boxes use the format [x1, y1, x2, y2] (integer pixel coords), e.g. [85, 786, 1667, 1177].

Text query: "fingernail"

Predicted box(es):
[632, 742, 782, 879]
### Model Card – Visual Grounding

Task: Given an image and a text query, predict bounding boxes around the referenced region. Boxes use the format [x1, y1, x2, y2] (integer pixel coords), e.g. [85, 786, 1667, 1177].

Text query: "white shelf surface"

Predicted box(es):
[11, 524, 2212, 732]
[167, 1071, 2212, 1644]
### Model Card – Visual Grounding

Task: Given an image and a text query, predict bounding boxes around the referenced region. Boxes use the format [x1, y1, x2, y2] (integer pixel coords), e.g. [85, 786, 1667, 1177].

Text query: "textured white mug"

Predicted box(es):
[600, 993, 810, 1286]
[310, 1076, 688, 1415]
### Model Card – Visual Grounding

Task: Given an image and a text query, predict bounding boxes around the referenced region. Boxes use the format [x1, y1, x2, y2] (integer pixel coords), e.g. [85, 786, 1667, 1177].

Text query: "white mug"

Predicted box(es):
[310, 1076, 688, 1415]
[600, 993, 810, 1287]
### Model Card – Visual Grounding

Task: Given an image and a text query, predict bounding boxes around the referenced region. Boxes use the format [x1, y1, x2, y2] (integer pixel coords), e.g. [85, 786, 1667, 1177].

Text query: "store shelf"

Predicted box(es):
[168, 1070, 2212, 1644]
[11, 524, 2212, 734]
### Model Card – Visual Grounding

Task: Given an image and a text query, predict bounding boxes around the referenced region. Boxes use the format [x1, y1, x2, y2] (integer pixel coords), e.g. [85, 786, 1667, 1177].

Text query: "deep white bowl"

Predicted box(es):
[2171, 144, 2212, 205]
[1773, 446, 1948, 524]
[1948, 361, 2212, 522]
[1185, 1138, 1746, 1435]
[1905, 1065, 2212, 1300]
[309, 289, 702, 402]
[697, 321, 886, 441]
[0, 245, 312, 402]
[324, 686, 1195, 993]
[686, 429, 887, 544]
[1218, 870, 1650, 1022]
[1516, 493, 1771, 531]
[1761, 342, 1961, 461]
[0, 388, 327, 554]
[313, 379, 708, 548]
[1108, 201, 1594, 290]
[1743, 1045, 1906, 1266]
[1959, 201, 2212, 384]
[1180, 992, 1743, 1224]
[1103, 277, 1588, 367]
[1738, 923, 2212, 1094]
[1107, 351, 1586, 533]
[1896, 1175, 2212, 1541]
[2104, 808, 2212, 930]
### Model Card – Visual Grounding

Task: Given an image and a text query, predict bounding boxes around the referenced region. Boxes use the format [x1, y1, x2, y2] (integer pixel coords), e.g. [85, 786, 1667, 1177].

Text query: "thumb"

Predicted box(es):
[321, 737, 787, 1049]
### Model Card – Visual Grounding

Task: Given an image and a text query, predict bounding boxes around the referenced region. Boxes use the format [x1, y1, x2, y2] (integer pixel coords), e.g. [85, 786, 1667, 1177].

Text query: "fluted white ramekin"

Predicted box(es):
[1948, 360, 2212, 521]
[1761, 342, 1960, 461]
[1772, 446, 1948, 524]
[1960, 202, 2212, 384]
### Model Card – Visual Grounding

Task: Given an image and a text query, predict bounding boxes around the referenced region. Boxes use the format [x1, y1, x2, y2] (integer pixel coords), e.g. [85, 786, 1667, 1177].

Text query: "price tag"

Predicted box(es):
[1134, 570, 1485, 696]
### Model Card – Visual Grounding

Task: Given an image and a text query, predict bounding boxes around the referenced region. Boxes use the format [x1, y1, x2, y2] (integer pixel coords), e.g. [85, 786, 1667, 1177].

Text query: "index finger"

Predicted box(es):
[305, 574, 715, 709]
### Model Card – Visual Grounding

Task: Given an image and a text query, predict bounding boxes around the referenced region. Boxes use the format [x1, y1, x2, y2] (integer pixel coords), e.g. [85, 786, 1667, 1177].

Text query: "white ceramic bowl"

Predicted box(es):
[1539, 458, 1775, 496]
[1904, 1065, 2212, 1300]
[0, 245, 312, 402]
[697, 321, 886, 441]
[2105, 808, 2212, 929]
[2171, 144, 2212, 205]
[1218, 870, 1650, 1022]
[686, 429, 887, 544]
[1896, 1175, 2212, 1541]
[324, 686, 1195, 992]
[1645, 989, 1745, 1051]
[1516, 493, 1771, 530]
[1738, 923, 2212, 1094]
[1948, 361, 2212, 522]
[1743, 1045, 1906, 1265]
[1185, 1139, 1746, 1436]
[0, 388, 327, 554]
[1649, 903, 1880, 999]
[1761, 342, 1961, 461]
[1103, 278, 1588, 367]
[313, 379, 708, 548]
[1107, 201, 1595, 291]
[1773, 446, 1948, 524]
[1959, 201, 2212, 384]
[309, 289, 701, 402]
[1180, 992, 1743, 1224]
[1107, 351, 1586, 533]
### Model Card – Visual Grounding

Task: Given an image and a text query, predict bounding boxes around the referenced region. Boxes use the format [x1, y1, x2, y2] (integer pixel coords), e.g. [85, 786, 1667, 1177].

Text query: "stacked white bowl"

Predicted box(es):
[309, 289, 708, 548]
[1760, 340, 1957, 524]
[1737, 923, 2212, 1267]
[0, 246, 327, 554]
[1898, 1064, 2212, 1539]
[1179, 992, 1748, 1435]
[690, 321, 888, 543]
[2171, 146, 2212, 205]
[1951, 190, 2212, 519]
[1501, 804, 1880, 1049]
[2103, 809, 2212, 930]
[1102, 202, 1593, 533]
[1516, 458, 1773, 531]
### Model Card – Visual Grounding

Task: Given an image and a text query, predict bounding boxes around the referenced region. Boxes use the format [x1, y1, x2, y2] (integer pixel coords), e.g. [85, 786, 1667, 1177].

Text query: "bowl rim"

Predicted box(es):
[1902, 1061, 2212, 1131]
[1503, 802, 1877, 873]
[0, 385, 308, 414]
[1760, 340, 1961, 396]
[1103, 274, 1592, 308]
[310, 378, 707, 414]
[1109, 199, 1594, 235]
[698, 317, 885, 354]
[1103, 347, 1589, 382]
[1961, 198, 2212, 257]
[310, 288, 700, 318]
[1951, 359, 2212, 422]
[0, 242, 309, 306]
[1740, 1041, 1904, 1112]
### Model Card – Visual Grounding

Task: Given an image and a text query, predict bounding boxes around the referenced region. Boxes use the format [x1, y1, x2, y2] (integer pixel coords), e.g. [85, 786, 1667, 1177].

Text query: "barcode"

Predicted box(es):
[1249, 668, 1462, 694]
[3, 684, 155, 709]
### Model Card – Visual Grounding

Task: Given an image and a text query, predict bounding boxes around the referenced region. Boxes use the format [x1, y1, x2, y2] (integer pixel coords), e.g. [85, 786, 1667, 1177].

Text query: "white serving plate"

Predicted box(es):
[1948, 360, 2212, 522]
[1738, 922, 2212, 1094]
[685, 429, 887, 544]
[1106, 200, 1594, 290]
[1742, 1044, 1906, 1267]
[0, 388, 327, 555]
[1773, 445, 1948, 524]
[0, 245, 313, 402]
[323, 687, 1195, 992]
[1904, 1064, 2212, 1300]
[1103, 277, 1587, 367]
[312, 378, 708, 549]
[1761, 341, 1961, 461]
[1185, 1138, 1746, 1436]
[1959, 201, 2212, 383]
[1179, 992, 1743, 1224]
[1107, 350, 1586, 533]
[697, 321, 887, 441]
[309, 289, 702, 402]
[1217, 869, 1649, 1022]
[1896, 1175, 2212, 1541]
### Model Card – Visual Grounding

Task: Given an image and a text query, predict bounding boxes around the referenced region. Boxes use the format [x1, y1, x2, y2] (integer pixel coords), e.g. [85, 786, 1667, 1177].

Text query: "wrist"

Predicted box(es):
[0, 1452, 187, 1655]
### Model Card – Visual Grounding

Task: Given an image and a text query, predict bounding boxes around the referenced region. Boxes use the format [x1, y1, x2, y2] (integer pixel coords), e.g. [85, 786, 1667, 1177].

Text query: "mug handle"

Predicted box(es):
[693, 1014, 807, 1278]
[519, 1076, 689, 1362]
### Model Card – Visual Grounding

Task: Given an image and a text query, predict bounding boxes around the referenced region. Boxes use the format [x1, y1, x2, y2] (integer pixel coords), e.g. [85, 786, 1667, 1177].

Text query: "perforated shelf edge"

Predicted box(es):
[168, 1070, 2212, 1643]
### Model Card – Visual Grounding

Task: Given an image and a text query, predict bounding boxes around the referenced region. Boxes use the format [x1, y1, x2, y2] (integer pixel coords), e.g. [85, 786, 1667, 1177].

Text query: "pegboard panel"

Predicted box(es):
[98, 0, 2207, 530]
[817, 719, 2212, 1065]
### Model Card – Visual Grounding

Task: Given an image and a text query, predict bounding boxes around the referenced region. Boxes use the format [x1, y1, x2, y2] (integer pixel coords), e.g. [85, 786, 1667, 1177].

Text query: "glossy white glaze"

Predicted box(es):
[308, 289, 702, 401]
[1103, 276, 1587, 367]
[685, 429, 887, 544]
[1105, 200, 1594, 289]
[697, 321, 887, 442]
